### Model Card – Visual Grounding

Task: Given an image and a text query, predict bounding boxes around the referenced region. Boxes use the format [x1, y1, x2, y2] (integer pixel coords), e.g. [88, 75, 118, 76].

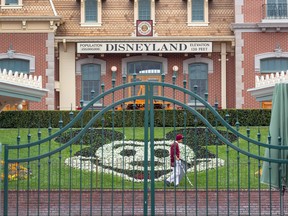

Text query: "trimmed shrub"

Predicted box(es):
[0, 109, 271, 128]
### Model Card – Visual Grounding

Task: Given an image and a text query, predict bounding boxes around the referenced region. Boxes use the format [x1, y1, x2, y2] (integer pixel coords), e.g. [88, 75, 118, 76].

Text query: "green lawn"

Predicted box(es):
[0, 126, 270, 190]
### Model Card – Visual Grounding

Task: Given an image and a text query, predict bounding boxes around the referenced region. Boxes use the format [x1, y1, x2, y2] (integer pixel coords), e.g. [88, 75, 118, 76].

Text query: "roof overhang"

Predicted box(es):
[0, 81, 48, 102]
[0, 80, 48, 111]
[247, 84, 276, 102]
[55, 35, 235, 43]
[248, 71, 288, 102]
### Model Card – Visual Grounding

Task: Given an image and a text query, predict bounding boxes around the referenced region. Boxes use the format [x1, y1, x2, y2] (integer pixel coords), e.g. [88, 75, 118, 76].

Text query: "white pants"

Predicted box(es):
[166, 160, 181, 186]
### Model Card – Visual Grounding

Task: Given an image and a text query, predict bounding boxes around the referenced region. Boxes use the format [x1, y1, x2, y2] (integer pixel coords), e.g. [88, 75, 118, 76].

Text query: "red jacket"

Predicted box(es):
[170, 141, 180, 167]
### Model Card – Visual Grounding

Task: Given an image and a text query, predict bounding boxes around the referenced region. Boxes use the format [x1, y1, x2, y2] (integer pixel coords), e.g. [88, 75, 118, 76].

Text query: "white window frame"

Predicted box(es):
[187, 0, 209, 27]
[80, 0, 102, 27]
[0, 53, 35, 73]
[183, 56, 213, 106]
[255, 52, 288, 72]
[76, 56, 106, 106]
[0, 0, 22, 9]
[133, 0, 156, 25]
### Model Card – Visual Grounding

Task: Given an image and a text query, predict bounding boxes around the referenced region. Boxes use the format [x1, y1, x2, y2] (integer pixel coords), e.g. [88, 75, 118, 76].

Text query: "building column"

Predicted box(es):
[221, 42, 227, 109]
[235, 32, 244, 108]
[59, 42, 76, 110]
[46, 33, 55, 110]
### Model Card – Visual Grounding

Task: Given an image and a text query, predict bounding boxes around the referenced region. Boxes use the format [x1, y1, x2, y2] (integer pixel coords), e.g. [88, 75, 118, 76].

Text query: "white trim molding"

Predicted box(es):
[183, 55, 213, 74]
[255, 52, 288, 72]
[80, 0, 102, 27]
[187, 0, 209, 27]
[76, 56, 106, 75]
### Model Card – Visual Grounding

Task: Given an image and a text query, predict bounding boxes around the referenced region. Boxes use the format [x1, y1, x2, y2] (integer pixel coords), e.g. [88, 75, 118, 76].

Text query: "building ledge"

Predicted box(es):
[248, 71, 288, 102]
[0, 69, 48, 111]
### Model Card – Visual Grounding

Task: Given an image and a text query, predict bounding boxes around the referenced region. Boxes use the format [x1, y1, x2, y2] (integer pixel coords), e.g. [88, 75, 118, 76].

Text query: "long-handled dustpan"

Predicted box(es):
[179, 160, 193, 187]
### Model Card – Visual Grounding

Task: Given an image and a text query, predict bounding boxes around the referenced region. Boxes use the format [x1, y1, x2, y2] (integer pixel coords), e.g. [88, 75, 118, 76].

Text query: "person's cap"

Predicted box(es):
[176, 134, 184, 141]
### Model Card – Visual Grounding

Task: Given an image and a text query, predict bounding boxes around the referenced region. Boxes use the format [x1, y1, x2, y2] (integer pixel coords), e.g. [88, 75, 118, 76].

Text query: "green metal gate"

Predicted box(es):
[2, 75, 288, 215]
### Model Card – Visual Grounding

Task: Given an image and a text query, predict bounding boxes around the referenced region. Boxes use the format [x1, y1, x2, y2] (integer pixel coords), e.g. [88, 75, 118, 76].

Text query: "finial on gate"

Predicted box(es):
[204, 92, 208, 101]
[90, 89, 95, 100]
[101, 83, 105, 93]
[161, 72, 165, 82]
[183, 72, 187, 88]
[122, 73, 126, 84]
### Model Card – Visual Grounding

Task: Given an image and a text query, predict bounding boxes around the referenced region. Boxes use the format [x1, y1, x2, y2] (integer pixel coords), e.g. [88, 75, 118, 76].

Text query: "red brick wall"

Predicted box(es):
[242, 32, 288, 108]
[0, 33, 49, 110]
[3, 190, 287, 215]
[243, 0, 263, 23]
[75, 53, 227, 109]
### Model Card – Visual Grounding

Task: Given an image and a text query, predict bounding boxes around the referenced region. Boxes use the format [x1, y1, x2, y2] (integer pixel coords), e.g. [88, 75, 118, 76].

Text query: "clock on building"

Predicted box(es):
[136, 20, 153, 37]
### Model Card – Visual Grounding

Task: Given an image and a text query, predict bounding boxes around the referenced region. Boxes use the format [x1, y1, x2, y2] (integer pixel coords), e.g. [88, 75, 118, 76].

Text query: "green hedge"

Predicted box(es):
[0, 109, 271, 128]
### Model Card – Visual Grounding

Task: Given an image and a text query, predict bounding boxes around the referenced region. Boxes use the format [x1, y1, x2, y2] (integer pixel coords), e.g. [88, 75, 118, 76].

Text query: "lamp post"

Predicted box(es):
[111, 66, 117, 88]
[173, 65, 179, 73]
[172, 65, 178, 84]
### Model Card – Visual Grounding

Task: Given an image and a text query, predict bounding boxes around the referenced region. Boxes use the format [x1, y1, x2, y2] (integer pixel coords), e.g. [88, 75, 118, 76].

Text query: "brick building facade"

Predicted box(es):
[232, 0, 288, 109]
[1, 0, 242, 110]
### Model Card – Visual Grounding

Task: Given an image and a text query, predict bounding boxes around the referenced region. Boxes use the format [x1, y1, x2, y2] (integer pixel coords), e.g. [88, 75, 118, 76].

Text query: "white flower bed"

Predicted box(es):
[64, 140, 225, 182]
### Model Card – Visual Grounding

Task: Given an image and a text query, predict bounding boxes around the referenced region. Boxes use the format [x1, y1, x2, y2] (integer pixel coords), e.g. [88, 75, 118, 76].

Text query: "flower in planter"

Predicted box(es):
[0, 160, 32, 181]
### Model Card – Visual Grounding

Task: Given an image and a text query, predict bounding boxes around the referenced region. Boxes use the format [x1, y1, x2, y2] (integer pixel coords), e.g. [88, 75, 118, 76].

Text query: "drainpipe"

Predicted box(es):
[221, 42, 227, 109]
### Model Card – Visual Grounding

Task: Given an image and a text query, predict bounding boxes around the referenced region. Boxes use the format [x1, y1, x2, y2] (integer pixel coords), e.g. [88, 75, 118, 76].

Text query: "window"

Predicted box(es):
[81, 0, 102, 26]
[133, 0, 155, 25]
[5, 0, 17, 5]
[266, 0, 288, 19]
[188, 63, 208, 103]
[127, 61, 162, 75]
[127, 61, 162, 96]
[1, 0, 22, 8]
[260, 58, 288, 73]
[187, 0, 209, 26]
[85, 0, 98, 22]
[192, 0, 204, 21]
[138, 0, 151, 20]
[0, 59, 29, 73]
[81, 64, 101, 102]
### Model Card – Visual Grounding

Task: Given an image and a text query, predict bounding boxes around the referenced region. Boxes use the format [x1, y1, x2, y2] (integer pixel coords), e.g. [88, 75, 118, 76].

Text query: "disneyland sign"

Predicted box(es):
[77, 42, 212, 53]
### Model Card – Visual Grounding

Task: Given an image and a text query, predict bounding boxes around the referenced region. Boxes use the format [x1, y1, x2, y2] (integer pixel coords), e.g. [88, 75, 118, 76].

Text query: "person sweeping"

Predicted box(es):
[165, 134, 184, 187]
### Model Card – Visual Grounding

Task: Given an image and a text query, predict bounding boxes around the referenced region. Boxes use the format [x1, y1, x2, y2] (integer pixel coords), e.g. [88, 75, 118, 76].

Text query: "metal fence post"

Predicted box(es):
[0, 143, 1, 215]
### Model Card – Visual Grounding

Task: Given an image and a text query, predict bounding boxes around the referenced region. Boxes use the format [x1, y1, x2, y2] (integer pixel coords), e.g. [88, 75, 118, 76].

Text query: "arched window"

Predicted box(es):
[126, 60, 162, 97]
[260, 57, 288, 73]
[0, 58, 29, 73]
[127, 61, 162, 75]
[81, 63, 101, 102]
[189, 63, 208, 102]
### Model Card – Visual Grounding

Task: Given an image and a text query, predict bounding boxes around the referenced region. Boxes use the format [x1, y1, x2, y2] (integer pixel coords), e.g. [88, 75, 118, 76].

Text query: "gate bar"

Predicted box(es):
[149, 83, 156, 215]
[3, 144, 8, 216]
[143, 83, 149, 215]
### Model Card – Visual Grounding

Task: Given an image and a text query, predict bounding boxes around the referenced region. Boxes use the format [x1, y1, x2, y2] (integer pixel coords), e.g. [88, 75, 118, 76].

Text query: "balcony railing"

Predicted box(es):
[263, 3, 288, 19]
